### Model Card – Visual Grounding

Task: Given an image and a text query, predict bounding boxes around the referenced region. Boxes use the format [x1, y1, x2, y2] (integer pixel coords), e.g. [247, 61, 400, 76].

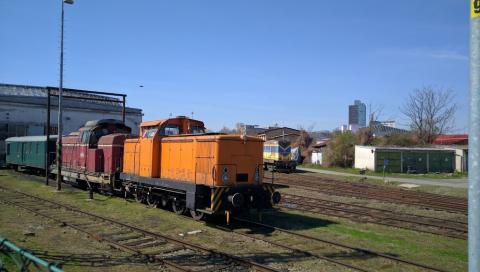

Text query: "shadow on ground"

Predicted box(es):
[26, 248, 148, 267]
[207, 209, 337, 236]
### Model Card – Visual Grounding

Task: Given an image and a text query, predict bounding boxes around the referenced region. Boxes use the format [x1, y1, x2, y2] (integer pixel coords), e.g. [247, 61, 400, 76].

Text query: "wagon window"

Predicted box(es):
[6, 144, 10, 155]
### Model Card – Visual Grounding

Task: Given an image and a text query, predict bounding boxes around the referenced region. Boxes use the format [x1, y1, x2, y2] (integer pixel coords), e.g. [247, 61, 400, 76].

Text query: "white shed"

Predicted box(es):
[311, 150, 323, 165]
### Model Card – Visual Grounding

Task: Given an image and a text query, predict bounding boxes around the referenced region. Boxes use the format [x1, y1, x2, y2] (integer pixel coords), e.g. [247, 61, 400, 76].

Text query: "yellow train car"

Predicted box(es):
[121, 116, 280, 221]
[263, 139, 297, 172]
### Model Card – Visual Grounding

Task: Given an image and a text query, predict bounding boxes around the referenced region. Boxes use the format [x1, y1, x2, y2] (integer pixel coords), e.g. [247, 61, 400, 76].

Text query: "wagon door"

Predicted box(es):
[20, 142, 25, 165]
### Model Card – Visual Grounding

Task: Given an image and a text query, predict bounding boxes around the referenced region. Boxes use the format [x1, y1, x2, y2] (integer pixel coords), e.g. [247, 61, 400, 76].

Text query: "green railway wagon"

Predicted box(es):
[5, 136, 57, 170]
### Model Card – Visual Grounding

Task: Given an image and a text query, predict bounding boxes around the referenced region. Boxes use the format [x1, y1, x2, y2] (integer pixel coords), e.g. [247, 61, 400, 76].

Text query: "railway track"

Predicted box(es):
[273, 172, 467, 214]
[0, 185, 278, 272]
[230, 217, 449, 272]
[280, 193, 467, 240]
[1, 171, 460, 271]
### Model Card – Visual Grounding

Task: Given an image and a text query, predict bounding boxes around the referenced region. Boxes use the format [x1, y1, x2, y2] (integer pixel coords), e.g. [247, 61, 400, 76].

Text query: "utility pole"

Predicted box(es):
[56, 0, 74, 191]
[469, 1, 480, 271]
[45, 89, 50, 186]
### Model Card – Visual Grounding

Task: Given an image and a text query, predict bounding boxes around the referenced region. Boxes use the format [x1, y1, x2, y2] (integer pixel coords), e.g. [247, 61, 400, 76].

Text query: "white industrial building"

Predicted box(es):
[0, 83, 143, 164]
[354, 145, 465, 173]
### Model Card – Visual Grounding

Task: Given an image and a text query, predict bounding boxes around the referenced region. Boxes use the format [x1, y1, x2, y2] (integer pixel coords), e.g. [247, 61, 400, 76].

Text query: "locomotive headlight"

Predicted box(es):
[254, 166, 261, 183]
[222, 167, 229, 183]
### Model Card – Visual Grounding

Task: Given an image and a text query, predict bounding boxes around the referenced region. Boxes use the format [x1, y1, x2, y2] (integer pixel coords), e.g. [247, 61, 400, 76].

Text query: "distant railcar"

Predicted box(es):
[5, 136, 57, 171]
[263, 139, 297, 172]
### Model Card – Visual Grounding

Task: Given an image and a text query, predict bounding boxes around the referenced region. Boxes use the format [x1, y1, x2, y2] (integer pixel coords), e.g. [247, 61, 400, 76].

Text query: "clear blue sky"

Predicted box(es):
[0, 1, 469, 132]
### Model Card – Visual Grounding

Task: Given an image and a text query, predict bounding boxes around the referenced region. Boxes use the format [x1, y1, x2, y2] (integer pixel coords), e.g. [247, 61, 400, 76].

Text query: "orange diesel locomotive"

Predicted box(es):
[120, 116, 280, 221]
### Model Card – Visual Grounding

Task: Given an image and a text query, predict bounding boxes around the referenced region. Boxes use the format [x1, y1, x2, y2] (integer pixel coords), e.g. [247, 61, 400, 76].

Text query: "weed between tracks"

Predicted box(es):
[0, 170, 467, 271]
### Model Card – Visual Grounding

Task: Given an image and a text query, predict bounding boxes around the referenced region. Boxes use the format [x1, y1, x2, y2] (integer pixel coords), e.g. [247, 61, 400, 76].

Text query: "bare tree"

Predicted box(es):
[219, 126, 236, 134]
[368, 103, 385, 127]
[401, 86, 456, 144]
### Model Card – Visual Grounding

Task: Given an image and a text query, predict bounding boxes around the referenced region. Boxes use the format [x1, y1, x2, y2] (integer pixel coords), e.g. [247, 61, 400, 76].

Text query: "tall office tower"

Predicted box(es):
[348, 100, 366, 127]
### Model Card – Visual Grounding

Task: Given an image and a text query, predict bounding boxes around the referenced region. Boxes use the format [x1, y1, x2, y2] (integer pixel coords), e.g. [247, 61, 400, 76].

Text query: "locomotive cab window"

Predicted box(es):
[190, 125, 205, 134]
[80, 131, 90, 144]
[143, 127, 158, 138]
[161, 124, 180, 136]
[90, 128, 109, 147]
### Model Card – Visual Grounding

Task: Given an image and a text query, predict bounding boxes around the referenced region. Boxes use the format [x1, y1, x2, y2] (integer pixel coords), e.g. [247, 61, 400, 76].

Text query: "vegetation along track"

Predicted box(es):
[273, 172, 467, 214]
[230, 217, 449, 272]
[0, 185, 278, 272]
[280, 193, 467, 240]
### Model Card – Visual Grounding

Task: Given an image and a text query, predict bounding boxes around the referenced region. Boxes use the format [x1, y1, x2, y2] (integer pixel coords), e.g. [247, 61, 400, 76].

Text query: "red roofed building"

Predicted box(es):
[433, 134, 468, 145]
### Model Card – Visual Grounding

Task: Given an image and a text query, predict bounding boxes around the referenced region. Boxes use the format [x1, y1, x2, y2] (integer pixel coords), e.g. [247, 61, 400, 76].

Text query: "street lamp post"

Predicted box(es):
[56, 0, 74, 191]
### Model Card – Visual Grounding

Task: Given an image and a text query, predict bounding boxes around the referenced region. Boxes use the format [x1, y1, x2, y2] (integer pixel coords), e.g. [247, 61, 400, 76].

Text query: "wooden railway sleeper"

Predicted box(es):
[121, 237, 156, 247]
[134, 240, 168, 250]
[110, 233, 145, 242]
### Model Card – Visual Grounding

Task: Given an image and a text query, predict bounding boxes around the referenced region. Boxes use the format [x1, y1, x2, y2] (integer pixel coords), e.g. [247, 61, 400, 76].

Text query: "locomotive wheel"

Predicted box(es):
[134, 189, 145, 203]
[171, 201, 186, 215]
[160, 197, 169, 208]
[189, 209, 205, 221]
[146, 194, 159, 208]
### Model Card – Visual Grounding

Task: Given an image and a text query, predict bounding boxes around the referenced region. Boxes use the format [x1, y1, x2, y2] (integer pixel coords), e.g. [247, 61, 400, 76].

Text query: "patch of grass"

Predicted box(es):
[0, 254, 17, 271]
[262, 209, 467, 272]
[301, 163, 468, 179]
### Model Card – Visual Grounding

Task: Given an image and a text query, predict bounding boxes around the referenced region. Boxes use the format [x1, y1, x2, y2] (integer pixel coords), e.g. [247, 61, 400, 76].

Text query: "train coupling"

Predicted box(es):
[272, 191, 281, 204]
